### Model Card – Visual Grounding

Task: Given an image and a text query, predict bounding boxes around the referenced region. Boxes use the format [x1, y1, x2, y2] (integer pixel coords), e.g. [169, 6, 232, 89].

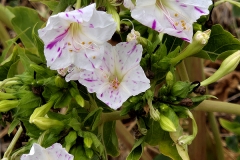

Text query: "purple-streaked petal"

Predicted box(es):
[131, 0, 212, 42]
[121, 66, 150, 95]
[46, 143, 74, 160]
[114, 41, 143, 75]
[21, 143, 51, 160]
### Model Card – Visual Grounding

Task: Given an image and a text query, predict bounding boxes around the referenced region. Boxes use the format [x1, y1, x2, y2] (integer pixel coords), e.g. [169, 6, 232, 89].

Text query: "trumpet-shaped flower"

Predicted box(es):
[77, 42, 150, 109]
[21, 143, 73, 160]
[131, 0, 212, 42]
[38, 3, 116, 71]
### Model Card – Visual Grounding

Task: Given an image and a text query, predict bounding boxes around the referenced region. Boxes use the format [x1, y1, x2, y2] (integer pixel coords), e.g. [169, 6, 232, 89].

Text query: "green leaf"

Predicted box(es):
[226, 135, 239, 152]
[8, 118, 20, 135]
[70, 145, 89, 160]
[126, 137, 145, 160]
[21, 119, 42, 139]
[219, 118, 240, 135]
[103, 121, 119, 157]
[145, 119, 164, 146]
[7, 59, 20, 78]
[83, 108, 103, 131]
[195, 24, 240, 61]
[7, 6, 44, 53]
[35, 1, 59, 11]
[53, 0, 76, 14]
[54, 90, 72, 108]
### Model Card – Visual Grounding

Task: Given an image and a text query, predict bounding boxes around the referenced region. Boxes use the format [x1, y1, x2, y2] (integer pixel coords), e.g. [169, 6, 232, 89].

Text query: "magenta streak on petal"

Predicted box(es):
[84, 79, 97, 82]
[152, 20, 157, 30]
[180, 4, 187, 7]
[181, 38, 190, 42]
[89, 24, 94, 28]
[58, 51, 62, 57]
[128, 44, 137, 55]
[66, 13, 69, 17]
[46, 29, 69, 49]
[78, 9, 83, 13]
[194, 6, 204, 13]
[100, 93, 103, 97]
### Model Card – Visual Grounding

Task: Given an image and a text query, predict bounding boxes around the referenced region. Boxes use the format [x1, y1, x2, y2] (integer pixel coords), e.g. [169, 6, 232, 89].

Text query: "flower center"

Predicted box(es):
[155, 0, 188, 31]
[109, 76, 120, 90]
[68, 22, 98, 52]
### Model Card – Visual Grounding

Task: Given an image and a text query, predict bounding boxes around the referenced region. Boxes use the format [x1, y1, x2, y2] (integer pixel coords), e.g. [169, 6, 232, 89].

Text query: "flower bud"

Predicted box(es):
[107, 4, 120, 31]
[55, 75, 67, 88]
[69, 88, 84, 107]
[0, 100, 18, 112]
[171, 29, 211, 66]
[159, 114, 177, 132]
[57, 68, 68, 77]
[30, 64, 45, 75]
[0, 92, 16, 100]
[84, 137, 93, 148]
[201, 50, 240, 86]
[29, 101, 54, 123]
[65, 131, 77, 152]
[171, 81, 191, 98]
[127, 29, 140, 42]
[32, 117, 65, 130]
[166, 71, 174, 87]
[84, 147, 93, 159]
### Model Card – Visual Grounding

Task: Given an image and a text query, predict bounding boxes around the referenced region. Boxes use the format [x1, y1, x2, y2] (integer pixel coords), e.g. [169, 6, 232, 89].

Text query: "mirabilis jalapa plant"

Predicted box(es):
[1, 0, 240, 159]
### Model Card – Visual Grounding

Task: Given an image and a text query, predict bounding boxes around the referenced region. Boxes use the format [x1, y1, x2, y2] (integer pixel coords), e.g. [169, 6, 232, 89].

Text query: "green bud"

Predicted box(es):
[29, 101, 54, 123]
[158, 85, 168, 97]
[65, 131, 77, 152]
[159, 114, 177, 132]
[166, 71, 174, 87]
[160, 104, 169, 112]
[193, 22, 202, 32]
[144, 89, 153, 100]
[129, 96, 141, 103]
[201, 50, 240, 86]
[171, 29, 211, 66]
[30, 64, 45, 74]
[0, 100, 18, 112]
[136, 37, 149, 47]
[84, 137, 93, 148]
[32, 117, 64, 130]
[171, 81, 191, 98]
[0, 92, 16, 100]
[148, 100, 160, 121]
[55, 75, 67, 88]
[69, 88, 84, 107]
[84, 147, 93, 159]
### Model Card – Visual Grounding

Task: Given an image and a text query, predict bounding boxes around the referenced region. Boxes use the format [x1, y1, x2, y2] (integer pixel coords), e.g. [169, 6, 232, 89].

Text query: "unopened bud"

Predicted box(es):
[84, 137, 93, 148]
[32, 117, 64, 130]
[0, 100, 18, 112]
[29, 101, 54, 123]
[0, 92, 16, 100]
[107, 4, 120, 31]
[127, 29, 140, 42]
[84, 147, 94, 159]
[171, 29, 211, 66]
[55, 75, 67, 88]
[65, 131, 77, 151]
[159, 114, 177, 132]
[166, 71, 174, 87]
[201, 50, 240, 86]
[69, 88, 84, 107]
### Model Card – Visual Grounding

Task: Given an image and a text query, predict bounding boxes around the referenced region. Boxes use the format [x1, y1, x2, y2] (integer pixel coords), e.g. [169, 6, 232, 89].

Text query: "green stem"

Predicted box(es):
[0, 21, 10, 48]
[177, 60, 190, 81]
[75, 0, 81, 9]
[3, 126, 23, 159]
[194, 100, 240, 115]
[99, 111, 130, 124]
[208, 113, 224, 160]
[0, 4, 14, 29]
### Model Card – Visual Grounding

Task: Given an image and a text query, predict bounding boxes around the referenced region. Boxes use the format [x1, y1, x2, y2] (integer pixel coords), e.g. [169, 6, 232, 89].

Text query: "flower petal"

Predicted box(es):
[96, 84, 132, 109]
[81, 9, 117, 44]
[114, 41, 143, 75]
[121, 66, 150, 95]
[131, 0, 212, 42]
[46, 143, 74, 160]
[21, 143, 49, 160]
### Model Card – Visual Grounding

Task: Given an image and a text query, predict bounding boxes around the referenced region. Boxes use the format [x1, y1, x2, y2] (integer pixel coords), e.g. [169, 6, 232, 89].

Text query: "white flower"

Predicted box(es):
[21, 143, 73, 160]
[38, 3, 116, 71]
[77, 42, 150, 109]
[131, 0, 212, 42]
[123, 0, 135, 10]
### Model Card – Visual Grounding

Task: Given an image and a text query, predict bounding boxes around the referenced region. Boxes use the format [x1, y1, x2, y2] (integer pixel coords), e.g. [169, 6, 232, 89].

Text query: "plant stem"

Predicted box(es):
[75, 0, 81, 9]
[194, 100, 240, 115]
[0, 4, 14, 29]
[0, 21, 10, 48]
[177, 60, 189, 81]
[100, 111, 130, 124]
[207, 113, 224, 160]
[3, 126, 23, 159]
